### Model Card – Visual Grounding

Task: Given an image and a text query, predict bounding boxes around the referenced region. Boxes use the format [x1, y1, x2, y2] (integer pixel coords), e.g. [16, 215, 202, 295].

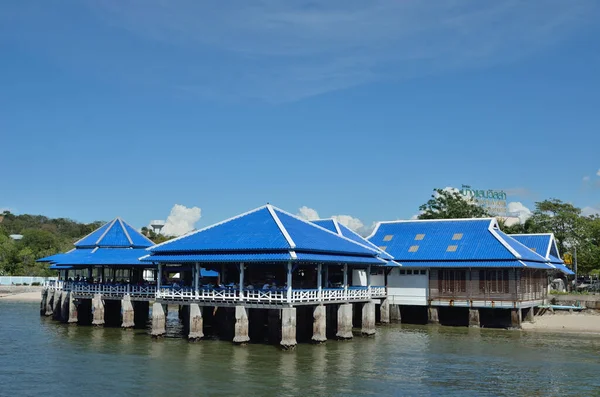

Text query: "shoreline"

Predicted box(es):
[521, 311, 600, 334]
[0, 291, 42, 302]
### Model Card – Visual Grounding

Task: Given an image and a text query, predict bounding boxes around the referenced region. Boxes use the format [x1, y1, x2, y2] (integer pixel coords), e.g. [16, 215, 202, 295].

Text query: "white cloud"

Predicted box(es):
[161, 204, 202, 236]
[10, 1, 593, 102]
[332, 215, 364, 233]
[582, 206, 600, 217]
[583, 176, 591, 182]
[507, 201, 532, 223]
[597, 169, 600, 177]
[297, 206, 320, 221]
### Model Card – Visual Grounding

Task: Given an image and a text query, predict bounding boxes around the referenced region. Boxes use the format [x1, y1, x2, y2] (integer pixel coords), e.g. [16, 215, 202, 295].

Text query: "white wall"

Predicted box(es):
[387, 268, 429, 306]
[352, 270, 385, 287]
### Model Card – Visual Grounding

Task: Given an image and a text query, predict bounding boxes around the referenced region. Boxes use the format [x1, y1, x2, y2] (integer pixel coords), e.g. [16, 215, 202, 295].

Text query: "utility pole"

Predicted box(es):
[574, 246, 578, 291]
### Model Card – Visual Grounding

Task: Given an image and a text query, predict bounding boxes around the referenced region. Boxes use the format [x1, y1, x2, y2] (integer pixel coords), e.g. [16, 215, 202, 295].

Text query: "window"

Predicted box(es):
[407, 270, 413, 275]
[383, 235, 394, 242]
[480, 270, 510, 294]
[452, 233, 463, 240]
[446, 245, 458, 252]
[420, 270, 427, 275]
[415, 234, 425, 240]
[439, 270, 466, 293]
[400, 270, 406, 275]
[409, 245, 419, 253]
[379, 246, 387, 251]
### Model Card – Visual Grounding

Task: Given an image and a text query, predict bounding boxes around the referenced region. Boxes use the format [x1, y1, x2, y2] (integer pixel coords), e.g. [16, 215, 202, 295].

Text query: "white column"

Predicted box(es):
[317, 263, 323, 301]
[157, 264, 162, 289]
[239, 263, 245, 301]
[286, 261, 293, 304]
[194, 262, 200, 296]
[367, 265, 372, 298]
[343, 264, 348, 298]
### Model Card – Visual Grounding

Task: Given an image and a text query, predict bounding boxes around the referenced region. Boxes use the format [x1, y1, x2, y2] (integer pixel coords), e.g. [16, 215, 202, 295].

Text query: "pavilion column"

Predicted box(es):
[239, 263, 245, 301]
[92, 293, 105, 326]
[324, 264, 329, 288]
[101, 267, 105, 283]
[286, 261, 293, 304]
[121, 294, 135, 328]
[317, 263, 323, 301]
[367, 265, 372, 298]
[87, 267, 92, 281]
[194, 263, 200, 296]
[343, 264, 348, 298]
[157, 264, 163, 290]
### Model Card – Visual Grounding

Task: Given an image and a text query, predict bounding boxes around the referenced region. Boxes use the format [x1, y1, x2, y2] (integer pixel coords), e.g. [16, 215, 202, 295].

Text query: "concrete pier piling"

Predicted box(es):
[525, 307, 535, 323]
[336, 303, 353, 340]
[361, 302, 376, 336]
[510, 308, 522, 329]
[188, 304, 204, 341]
[68, 292, 78, 324]
[312, 305, 327, 343]
[428, 307, 440, 325]
[60, 291, 69, 323]
[92, 294, 105, 326]
[390, 304, 401, 323]
[121, 295, 135, 329]
[233, 306, 250, 344]
[281, 307, 297, 349]
[380, 298, 390, 324]
[45, 290, 54, 316]
[151, 302, 166, 337]
[40, 289, 47, 316]
[468, 309, 480, 328]
[52, 290, 62, 320]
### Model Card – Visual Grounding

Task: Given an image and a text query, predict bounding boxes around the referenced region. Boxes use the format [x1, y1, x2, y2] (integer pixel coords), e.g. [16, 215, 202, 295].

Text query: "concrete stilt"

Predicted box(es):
[45, 290, 54, 316]
[188, 304, 204, 341]
[233, 306, 250, 344]
[151, 302, 166, 337]
[525, 307, 535, 323]
[67, 292, 78, 324]
[92, 294, 105, 326]
[121, 295, 135, 329]
[468, 308, 480, 328]
[40, 289, 47, 316]
[52, 290, 62, 320]
[428, 306, 439, 325]
[380, 298, 390, 324]
[390, 304, 401, 323]
[281, 307, 297, 349]
[361, 302, 376, 336]
[312, 305, 327, 343]
[60, 291, 70, 323]
[336, 303, 353, 340]
[511, 308, 522, 329]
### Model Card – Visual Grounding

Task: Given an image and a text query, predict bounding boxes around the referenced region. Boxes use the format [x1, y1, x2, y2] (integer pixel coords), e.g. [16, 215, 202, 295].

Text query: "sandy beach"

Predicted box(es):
[522, 311, 600, 334]
[0, 291, 42, 302]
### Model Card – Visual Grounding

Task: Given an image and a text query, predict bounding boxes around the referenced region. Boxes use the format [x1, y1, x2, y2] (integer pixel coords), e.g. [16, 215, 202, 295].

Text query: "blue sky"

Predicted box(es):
[1, 1, 599, 235]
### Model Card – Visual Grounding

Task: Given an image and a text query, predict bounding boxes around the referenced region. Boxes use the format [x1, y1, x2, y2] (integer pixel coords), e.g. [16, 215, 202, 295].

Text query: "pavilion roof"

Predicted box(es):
[74, 217, 154, 248]
[367, 218, 554, 269]
[509, 233, 573, 275]
[142, 205, 392, 266]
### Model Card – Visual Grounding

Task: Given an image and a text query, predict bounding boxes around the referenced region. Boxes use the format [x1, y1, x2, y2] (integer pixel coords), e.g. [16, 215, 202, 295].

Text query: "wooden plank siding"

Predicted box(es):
[429, 268, 548, 302]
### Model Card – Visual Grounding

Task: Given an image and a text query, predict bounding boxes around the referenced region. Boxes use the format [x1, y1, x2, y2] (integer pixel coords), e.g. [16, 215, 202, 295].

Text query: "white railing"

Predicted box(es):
[67, 283, 157, 298]
[43, 280, 64, 291]
[371, 286, 386, 298]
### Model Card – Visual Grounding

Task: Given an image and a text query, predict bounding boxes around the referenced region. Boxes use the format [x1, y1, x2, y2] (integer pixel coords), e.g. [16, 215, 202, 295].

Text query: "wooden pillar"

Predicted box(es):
[380, 298, 390, 324]
[312, 305, 327, 343]
[281, 307, 297, 350]
[121, 295, 135, 328]
[233, 305, 250, 344]
[468, 308, 480, 328]
[151, 302, 166, 337]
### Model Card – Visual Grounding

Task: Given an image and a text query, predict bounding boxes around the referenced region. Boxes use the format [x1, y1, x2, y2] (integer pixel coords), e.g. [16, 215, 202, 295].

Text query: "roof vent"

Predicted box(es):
[415, 234, 425, 241]
[383, 235, 393, 242]
[447, 245, 458, 252]
[452, 233, 463, 240]
[409, 245, 419, 253]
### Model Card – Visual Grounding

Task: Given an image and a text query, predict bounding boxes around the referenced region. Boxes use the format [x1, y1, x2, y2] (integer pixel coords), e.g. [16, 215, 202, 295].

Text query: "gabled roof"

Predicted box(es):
[509, 233, 573, 275]
[312, 219, 395, 261]
[144, 205, 390, 265]
[367, 218, 553, 269]
[74, 218, 154, 248]
[38, 217, 154, 267]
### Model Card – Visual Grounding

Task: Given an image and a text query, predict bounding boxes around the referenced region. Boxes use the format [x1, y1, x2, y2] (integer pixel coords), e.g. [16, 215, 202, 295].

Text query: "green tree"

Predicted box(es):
[418, 188, 489, 219]
[526, 199, 583, 255]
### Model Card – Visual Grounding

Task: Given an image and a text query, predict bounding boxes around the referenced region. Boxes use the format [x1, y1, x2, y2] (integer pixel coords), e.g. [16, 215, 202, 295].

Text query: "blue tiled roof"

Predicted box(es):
[294, 252, 391, 265]
[49, 264, 74, 270]
[368, 219, 517, 261]
[74, 218, 153, 248]
[312, 219, 395, 261]
[520, 261, 554, 269]
[398, 261, 529, 268]
[45, 248, 150, 266]
[548, 255, 564, 264]
[495, 231, 548, 263]
[509, 234, 551, 257]
[553, 264, 575, 275]
[147, 206, 383, 265]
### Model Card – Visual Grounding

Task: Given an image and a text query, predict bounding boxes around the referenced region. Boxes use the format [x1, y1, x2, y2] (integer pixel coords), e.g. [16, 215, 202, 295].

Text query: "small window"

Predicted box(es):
[383, 235, 393, 242]
[379, 246, 387, 251]
[447, 245, 458, 252]
[409, 245, 419, 253]
[400, 270, 406, 275]
[420, 270, 427, 275]
[415, 234, 425, 240]
[407, 270, 413, 275]
[530, 248, 536, 252]
[452, 233, 463, 240]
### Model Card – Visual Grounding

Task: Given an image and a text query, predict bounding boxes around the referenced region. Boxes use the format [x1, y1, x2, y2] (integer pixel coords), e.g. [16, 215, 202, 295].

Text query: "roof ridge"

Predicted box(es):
[332, 219, 342, 235]
[95, 218, 118, 246]
[335, 222, 394, 259]
[270, 206, 381, 255]
[488, 224, 521, 259]
[266, 204, 296, 249]
[120, 218, 155, 246]
[118, 218, 134, 246]
[376, 217, 495, 224]
[73, 220, 111, 246]
[148, 205, 269, 251]
[497, 230, 549, 262]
